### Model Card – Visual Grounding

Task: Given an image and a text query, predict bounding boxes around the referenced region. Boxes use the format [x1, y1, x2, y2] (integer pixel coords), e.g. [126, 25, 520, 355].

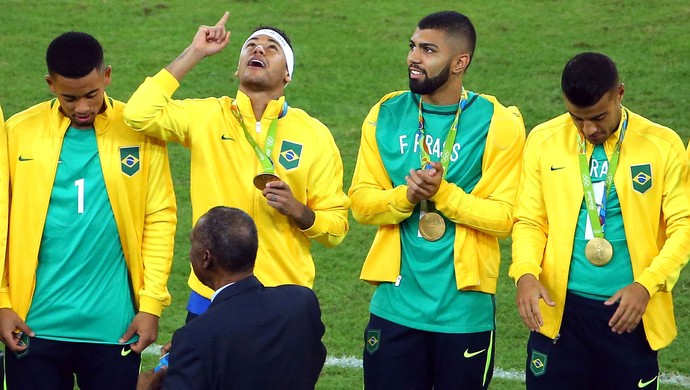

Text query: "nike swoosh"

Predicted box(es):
[367, 121, 376, 127]
[121, 346, 132, 357]
[18, 155, 33, 161]
[463, 348, 487, 358]
[638, 376, 657, 388]
[550, 165, 565, 171]
[221, 134, 235, 141]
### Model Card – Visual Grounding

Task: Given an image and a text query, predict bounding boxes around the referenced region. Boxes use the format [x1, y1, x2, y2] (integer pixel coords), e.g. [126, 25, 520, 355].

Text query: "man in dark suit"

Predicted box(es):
[138, 206, 327, 390]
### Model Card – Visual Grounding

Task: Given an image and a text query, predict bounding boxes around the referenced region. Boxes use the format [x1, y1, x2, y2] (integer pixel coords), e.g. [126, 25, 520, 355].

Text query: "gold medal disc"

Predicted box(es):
[584, 237, 613, 266]
[419, 212, 445, 241]
[253, 173, 281, 190]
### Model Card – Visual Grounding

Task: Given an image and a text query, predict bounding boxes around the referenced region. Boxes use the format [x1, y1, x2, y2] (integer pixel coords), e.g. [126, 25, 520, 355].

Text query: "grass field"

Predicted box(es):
[1, 0, 690, 388]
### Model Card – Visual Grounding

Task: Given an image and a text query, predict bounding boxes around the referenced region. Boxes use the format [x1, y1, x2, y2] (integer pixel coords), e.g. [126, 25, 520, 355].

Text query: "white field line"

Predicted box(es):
[143, 347, 690, 387]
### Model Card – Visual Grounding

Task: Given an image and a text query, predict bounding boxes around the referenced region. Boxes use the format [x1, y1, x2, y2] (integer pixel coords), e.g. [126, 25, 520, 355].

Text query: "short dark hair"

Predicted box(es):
[252, 25, 292, 51]
[193, 206, 258, 274]
[46, 31, 104, 78]
[418, 11, 476, 64]
[561, 52, 620, 107]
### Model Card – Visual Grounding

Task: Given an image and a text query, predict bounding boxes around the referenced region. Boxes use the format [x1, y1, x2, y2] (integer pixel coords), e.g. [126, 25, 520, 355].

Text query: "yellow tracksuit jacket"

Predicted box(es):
[1, 95, 177, 318]
[510, 110, 690, 350]
[124, 70, 350, 296]
[0, 106, 7, 290]
[349, 91, 525, 293]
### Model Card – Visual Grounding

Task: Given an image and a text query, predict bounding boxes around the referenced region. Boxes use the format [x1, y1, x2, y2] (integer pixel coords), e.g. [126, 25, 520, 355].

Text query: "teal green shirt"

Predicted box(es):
[370, 92, 495, 333]
[569, 144, 633, 300]
[27, 127, 136, 343]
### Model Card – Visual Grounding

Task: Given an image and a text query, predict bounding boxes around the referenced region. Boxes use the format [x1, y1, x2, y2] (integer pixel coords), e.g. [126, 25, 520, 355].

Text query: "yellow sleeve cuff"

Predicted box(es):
[154, 69, 181, 96]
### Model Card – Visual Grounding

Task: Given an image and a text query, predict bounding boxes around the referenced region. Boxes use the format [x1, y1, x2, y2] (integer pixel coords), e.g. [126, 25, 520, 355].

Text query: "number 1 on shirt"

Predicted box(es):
[74, 178, 85, 214]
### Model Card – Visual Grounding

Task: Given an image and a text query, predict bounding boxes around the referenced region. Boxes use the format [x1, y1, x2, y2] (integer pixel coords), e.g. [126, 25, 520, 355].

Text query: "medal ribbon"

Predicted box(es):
[578, 108, 628, 238]
[416, 89, 467, 216]
[417, 88, 468, 176]
[231, 102, 287, 174]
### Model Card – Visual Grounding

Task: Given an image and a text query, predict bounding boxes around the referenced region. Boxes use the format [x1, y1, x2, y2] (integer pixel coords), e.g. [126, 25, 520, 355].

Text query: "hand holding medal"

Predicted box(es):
[253, 172, 280, 190]
[230, 102, 285, 190]
[409, 89, 467, 241]
[406, 162, 445, 241]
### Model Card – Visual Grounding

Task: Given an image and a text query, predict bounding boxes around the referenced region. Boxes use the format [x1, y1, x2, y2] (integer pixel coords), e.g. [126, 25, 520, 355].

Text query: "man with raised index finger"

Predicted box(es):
[124, 12, 350, 320]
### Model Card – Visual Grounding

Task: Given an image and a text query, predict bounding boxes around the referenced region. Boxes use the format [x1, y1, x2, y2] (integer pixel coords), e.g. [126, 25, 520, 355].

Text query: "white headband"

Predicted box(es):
[241, 29, 294, 79]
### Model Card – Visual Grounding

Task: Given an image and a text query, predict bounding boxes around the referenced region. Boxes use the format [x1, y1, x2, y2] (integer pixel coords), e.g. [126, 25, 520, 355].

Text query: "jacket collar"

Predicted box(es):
[209, 275, 263, 308]
[577, 106, 628, 156]
[234, 90, 286, 123]
[50, 92, 115, 138]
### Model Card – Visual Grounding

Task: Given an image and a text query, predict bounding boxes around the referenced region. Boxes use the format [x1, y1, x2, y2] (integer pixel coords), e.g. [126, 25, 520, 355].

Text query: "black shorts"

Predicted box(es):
[5, 337, 140, 390]
[526, 292, 658, 390]
[363, 313, 494, 390]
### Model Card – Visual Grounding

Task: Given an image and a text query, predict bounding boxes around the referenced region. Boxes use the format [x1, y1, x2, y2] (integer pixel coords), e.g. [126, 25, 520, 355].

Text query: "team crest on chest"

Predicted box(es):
[279, 140, 302, 170]
[630, 163, 652, 194]
[120, 146, 140, 176]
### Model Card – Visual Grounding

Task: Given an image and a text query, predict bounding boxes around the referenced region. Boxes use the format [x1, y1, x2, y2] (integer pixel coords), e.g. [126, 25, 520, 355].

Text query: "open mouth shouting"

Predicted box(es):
[248, 57, 267, 69]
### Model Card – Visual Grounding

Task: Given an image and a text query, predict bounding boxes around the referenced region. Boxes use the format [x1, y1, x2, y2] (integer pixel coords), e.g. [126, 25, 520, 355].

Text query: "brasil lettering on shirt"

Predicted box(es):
[398, 133, 463, 162]
[589, 158, 609, 180]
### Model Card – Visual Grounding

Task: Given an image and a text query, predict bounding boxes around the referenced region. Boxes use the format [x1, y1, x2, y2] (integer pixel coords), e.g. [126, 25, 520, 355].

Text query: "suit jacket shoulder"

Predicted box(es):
[163, 276, 326, 390]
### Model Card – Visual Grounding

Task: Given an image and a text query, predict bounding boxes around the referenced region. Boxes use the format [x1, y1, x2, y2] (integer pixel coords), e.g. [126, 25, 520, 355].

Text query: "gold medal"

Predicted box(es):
[419, 212, 445, 241]
[584, 237, 613, 266]
[253, 173, 281, 190]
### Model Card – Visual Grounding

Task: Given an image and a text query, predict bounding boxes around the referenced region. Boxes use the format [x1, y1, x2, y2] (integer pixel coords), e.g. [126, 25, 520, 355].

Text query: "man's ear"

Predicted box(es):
[202, 249, 214, 270]
[103, 65, 112, 87]
[45, 75, 55, 93]
[452, 53, 471, 75]
[617, 83, 625, 104]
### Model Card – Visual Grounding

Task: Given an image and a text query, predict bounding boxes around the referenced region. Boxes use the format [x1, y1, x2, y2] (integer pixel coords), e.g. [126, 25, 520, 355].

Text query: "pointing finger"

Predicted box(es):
[216, 11, 230, 27]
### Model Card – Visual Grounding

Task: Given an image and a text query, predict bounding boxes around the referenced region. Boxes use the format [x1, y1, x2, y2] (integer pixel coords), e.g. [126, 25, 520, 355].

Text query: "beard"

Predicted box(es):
[409, 63, 451, 95]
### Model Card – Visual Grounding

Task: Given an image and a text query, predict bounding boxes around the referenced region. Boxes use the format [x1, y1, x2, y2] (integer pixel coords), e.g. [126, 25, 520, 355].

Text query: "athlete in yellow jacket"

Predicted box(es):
[349, 11, 525, 390]
[352, 90, 524, 294]
[3, 95, 176, 321]
[510, 52, 690, 389]
[0, 32, 176, 390]
[124, 13, 349, 316]
[0, 105, 7, 285]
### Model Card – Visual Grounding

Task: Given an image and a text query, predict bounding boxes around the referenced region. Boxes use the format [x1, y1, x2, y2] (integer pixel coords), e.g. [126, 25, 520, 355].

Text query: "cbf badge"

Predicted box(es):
[279, 140, 302, 170]
[530, 350, 548, 377]
[120, 146, 140, 177]
[365, 329, 380, 354]
[630, 164, 652, 194]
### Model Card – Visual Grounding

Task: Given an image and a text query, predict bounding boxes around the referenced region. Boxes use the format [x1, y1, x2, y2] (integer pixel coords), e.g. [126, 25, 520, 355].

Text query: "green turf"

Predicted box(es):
[1, 1, 689, 389]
